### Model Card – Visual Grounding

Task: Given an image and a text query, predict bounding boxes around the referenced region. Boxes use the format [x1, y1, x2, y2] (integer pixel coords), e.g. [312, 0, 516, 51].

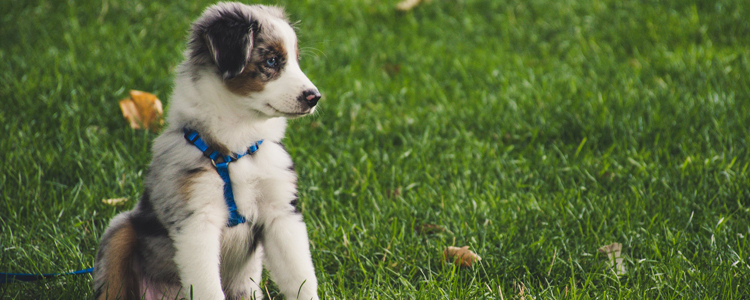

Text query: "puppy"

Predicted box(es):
[94, 3, 321, 300]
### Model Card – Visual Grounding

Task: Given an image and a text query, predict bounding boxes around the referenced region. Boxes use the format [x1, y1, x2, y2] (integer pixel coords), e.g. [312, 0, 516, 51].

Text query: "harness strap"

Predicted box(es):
[215, 161, 246, 227]
[183, 128, 263, 227]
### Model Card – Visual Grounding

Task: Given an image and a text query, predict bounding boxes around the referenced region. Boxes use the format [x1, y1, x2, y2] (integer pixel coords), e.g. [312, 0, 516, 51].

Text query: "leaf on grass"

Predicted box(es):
[103, 197, 129, 206]
[396, 0, 427, 11]
[415, 224, 445, 234]
[598, 242, 626, 276]
[119, 90, 163, 130]
[383, 63, 401, 75]
[444, 246, 481, 267]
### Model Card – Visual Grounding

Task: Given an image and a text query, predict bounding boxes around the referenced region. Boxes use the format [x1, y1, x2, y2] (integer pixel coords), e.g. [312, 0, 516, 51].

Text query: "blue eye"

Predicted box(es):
[265, 57, 277, 67]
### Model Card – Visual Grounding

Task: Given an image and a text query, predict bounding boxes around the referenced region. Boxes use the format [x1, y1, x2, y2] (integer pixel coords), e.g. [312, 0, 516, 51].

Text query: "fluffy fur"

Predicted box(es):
[94, 3, 321, 300]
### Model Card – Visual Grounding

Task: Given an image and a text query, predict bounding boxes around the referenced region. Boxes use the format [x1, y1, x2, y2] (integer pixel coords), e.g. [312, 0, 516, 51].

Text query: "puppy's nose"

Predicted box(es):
[299, 89, 321, 107]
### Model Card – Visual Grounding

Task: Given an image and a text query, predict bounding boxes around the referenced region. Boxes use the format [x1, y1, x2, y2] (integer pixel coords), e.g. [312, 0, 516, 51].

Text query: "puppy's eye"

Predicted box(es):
[265, 57, 278, 68]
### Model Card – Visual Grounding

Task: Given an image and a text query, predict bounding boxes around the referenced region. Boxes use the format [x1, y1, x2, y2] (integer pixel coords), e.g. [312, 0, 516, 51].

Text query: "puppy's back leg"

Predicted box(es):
[223, 238, 264, 300]
[93, 213, 140, 300]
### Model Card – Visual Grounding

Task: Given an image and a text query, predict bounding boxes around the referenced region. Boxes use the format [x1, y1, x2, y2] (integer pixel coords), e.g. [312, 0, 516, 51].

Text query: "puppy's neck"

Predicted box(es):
[168, 70, 287, 153]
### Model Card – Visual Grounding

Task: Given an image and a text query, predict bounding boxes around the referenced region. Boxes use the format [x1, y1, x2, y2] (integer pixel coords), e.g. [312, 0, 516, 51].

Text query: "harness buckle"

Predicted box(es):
[210, 154, 237, 169]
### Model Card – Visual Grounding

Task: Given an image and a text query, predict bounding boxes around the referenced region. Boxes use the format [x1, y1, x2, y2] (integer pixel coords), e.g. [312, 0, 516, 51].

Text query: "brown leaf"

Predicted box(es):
[444, 246, 481, 267]
[598, 242, 626, 275]
[119, 90, 163, 130]
[415, 223, 445, 234]
[102, 197, 129, 206]
[383, 63, 401, 75]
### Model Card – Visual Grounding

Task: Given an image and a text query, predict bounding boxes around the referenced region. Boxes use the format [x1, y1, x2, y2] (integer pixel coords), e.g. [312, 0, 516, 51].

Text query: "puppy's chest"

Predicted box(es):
[226, 147, 297, 206]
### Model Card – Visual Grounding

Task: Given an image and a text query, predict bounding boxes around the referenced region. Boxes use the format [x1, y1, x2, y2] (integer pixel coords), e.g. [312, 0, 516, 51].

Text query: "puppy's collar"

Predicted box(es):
[183, 128, 263, 227]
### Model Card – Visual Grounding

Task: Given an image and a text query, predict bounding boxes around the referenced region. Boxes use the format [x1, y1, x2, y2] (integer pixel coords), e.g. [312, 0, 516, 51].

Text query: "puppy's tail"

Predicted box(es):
[93, 213, 140, 300]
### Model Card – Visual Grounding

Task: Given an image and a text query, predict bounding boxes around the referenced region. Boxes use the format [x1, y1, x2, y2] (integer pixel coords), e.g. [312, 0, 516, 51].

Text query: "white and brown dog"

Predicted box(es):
[94, 3, 321, 300]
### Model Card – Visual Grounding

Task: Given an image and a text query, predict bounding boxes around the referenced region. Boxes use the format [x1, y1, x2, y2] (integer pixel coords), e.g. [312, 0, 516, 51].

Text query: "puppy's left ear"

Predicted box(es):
[203, 19, 257, 80]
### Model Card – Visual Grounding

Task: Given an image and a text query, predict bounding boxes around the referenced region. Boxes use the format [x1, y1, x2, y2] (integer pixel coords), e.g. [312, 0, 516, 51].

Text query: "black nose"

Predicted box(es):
[299, 89, 321, 108]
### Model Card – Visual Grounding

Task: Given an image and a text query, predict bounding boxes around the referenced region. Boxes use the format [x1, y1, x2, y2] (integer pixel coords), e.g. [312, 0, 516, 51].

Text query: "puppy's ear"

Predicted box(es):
[203, 20, 258, 80]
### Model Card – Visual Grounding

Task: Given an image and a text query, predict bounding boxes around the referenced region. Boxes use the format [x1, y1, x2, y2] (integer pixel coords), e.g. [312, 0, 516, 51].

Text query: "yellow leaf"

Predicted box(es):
[119, 90, 163, 130]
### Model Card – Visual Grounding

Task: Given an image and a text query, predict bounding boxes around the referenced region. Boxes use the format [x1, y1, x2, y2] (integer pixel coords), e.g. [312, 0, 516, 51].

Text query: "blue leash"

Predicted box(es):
[0, 267, 94, 284]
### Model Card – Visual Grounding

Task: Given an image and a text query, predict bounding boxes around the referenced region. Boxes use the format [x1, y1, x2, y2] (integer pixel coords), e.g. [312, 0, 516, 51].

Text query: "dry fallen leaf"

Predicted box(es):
[119, 90, 163, 130]
[383, 63, 401, 75]
[396, 0, 431, 11]
[598, 242, 626, 276]
[387, 188, 402, 198]
[444, 246, 481, 267]
[102, 197, 129, 206]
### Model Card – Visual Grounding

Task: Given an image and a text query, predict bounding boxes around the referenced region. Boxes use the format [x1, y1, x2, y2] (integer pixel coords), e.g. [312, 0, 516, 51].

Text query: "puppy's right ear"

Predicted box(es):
[203, 19, 258, 80]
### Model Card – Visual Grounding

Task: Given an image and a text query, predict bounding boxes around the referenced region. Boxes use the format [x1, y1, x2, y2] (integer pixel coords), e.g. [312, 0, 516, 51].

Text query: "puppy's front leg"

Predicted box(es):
[263, 213, 319, 300]
[173, 216, 225, 300]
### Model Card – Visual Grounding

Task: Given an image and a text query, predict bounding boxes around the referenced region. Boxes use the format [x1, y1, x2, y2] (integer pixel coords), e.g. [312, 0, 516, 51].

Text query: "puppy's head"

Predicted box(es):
[188, 3, 320, 118]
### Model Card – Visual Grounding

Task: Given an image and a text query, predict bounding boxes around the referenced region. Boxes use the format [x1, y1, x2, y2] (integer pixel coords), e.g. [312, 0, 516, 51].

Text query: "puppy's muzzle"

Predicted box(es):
[299, 89, 321, 108]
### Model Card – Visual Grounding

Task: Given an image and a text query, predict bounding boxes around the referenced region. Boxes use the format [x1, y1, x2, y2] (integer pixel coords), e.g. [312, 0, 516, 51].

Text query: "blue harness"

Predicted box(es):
[183, 128, 263, 227]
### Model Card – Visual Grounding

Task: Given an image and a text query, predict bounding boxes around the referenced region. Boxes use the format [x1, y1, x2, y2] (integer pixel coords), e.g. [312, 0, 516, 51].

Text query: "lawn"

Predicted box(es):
[1, 0, 749, 299]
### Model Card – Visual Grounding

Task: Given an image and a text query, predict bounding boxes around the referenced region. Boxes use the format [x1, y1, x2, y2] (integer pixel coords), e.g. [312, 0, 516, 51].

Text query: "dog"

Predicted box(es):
[94, 3, 321, 300]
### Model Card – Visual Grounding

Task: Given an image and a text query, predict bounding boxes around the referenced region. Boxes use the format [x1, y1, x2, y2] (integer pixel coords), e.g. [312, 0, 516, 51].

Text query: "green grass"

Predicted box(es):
[1, 0, 749, 299]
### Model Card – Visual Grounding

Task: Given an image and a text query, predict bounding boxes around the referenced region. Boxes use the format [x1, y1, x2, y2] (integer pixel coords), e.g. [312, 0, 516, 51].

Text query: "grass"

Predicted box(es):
[1, 0, 749, 298]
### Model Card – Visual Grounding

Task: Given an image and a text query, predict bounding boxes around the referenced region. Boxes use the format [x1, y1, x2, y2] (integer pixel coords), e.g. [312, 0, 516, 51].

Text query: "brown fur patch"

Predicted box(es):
[98, 222, 139, 300]
[267, 39, 288, 65]
[225, 62, 266, 94]
[178, 167, 210, 202]
[225, 30, 288, 96]
[201, 135, 231, 156]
